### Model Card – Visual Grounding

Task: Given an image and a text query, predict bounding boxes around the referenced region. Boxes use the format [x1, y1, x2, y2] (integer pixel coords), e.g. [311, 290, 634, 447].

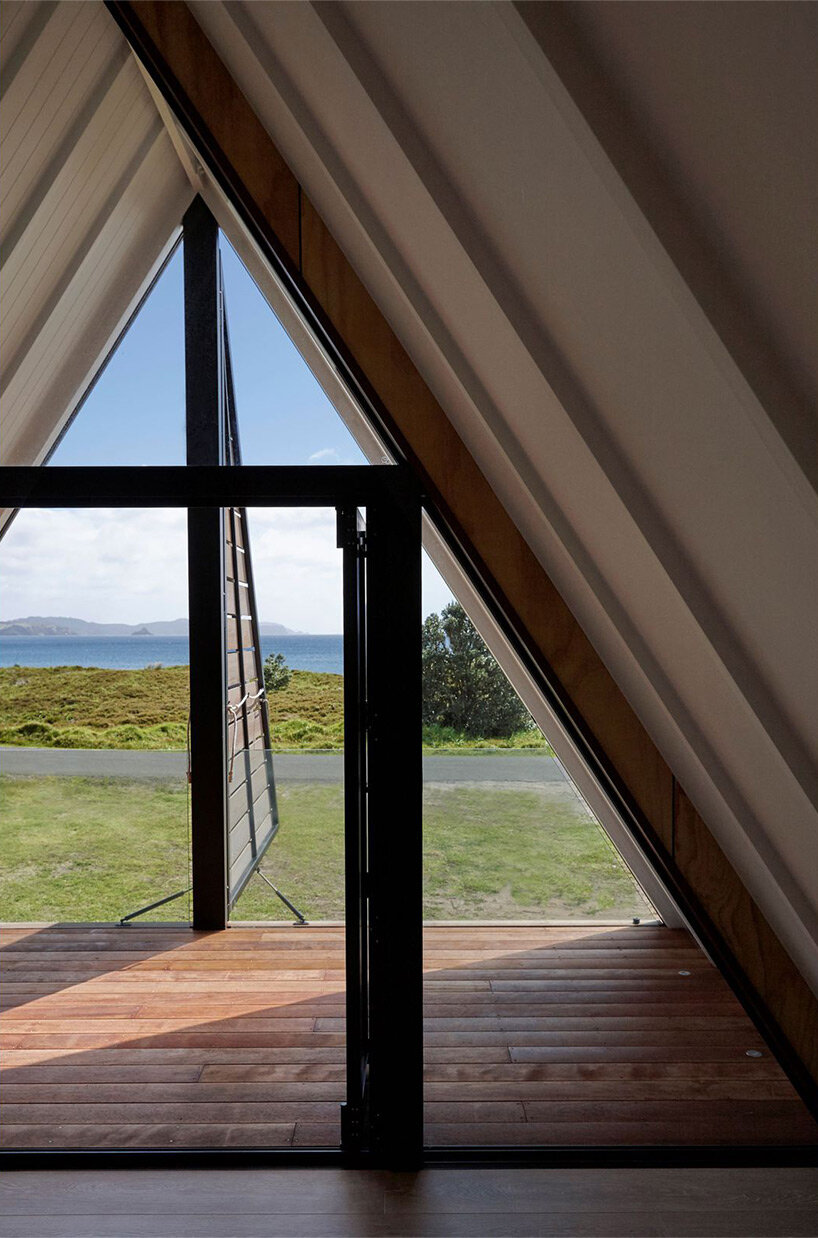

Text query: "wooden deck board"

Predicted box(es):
[1, 924, 816, 1150]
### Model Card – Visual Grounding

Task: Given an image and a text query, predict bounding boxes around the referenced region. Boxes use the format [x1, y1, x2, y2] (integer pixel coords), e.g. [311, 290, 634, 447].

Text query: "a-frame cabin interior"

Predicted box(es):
[1, 2, 816, 1234]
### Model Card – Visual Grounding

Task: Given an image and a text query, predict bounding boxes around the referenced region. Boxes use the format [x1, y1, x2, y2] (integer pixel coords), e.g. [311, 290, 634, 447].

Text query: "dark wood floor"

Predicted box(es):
[1, 923, 816, 1149]
[2, 1167, 818, 1238]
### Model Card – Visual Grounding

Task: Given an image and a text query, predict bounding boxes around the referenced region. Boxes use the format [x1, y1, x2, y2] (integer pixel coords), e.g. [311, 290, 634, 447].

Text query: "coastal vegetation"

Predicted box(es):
[0, 627, 638, 922]
[0, 664, 550, 752]
[0, 665, 190, 749]
[422, 601, 533, 738]
[263, 650, 292, 693]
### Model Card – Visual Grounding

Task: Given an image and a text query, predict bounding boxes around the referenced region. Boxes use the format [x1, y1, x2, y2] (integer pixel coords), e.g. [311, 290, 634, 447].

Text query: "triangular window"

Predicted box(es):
[48, 246, 186, 466]
[420, 551, 654, 924]
[220, 239, 369, 467]
[4, 188, 813, 1159]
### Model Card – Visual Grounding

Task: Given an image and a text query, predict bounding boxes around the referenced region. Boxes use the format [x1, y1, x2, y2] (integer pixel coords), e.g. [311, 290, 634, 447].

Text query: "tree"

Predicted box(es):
[263, 652, 291, 694]
[421, 602, 532, 738]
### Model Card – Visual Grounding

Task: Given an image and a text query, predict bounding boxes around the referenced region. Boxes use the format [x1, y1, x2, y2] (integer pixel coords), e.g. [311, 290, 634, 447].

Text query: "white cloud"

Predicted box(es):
[306, 447, 364, 465]
[1, 505, 454, 633]
[0, 506, 344, 633]
[245, 507, 342, 632]
[0, 508, 189, 625]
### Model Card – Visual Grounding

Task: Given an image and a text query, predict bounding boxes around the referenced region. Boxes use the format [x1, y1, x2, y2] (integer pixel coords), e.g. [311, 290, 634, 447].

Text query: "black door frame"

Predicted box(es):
[183, 195, 229, 930]
[338, 504, 370, 1153]
[0, 461, 424, 1170]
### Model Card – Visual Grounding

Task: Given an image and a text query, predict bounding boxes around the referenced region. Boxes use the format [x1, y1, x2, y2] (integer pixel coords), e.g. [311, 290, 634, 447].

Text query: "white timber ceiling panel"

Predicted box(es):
[0, 0, 194, 468]
[559, 0, 818, 419]
[189, 0, 817, 988]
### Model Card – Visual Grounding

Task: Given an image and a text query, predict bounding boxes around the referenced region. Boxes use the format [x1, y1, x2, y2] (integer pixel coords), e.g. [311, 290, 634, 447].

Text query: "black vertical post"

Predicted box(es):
[366, 490, 423, 1164]
[184, 198, 222, 468]
[339, 506, 370, 1150]
[184, 197, 227, 930]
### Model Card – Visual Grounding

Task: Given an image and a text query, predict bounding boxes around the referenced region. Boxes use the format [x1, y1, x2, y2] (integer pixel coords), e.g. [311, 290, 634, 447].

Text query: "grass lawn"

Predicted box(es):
[421, 783, 649, 920]
[0, 666, 550, 751]
[0, 775, 192, 922]
[0, 775, 649, 923]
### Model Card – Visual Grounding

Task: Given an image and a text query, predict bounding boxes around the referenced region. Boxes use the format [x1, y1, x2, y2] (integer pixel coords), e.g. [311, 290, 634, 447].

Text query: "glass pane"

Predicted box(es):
[227, 506, 345, 922]
[0, 507, 192, 1152]
[225, 506, 346, 1150]
[419, 554, 650, 924]
[419, 555, 817, 1150]
[47, 249, 185, 466]
[0, 749, 189, 923]
[220, 240, 371, 467]
[0, 507, 191, 926]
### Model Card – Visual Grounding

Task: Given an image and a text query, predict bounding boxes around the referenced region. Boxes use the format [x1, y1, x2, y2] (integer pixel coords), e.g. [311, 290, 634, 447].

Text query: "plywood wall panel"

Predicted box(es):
[123, 0, 299, 268]
[674, 787, 818, 1083]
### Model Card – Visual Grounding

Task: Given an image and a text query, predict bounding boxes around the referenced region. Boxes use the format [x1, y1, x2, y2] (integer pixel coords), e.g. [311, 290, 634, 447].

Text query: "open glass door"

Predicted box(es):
[184, 196, 423, 1159]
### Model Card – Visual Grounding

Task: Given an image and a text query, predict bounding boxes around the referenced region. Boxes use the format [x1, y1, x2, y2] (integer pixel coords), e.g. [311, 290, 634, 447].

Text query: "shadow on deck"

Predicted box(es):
[1, 923, 816, 1150]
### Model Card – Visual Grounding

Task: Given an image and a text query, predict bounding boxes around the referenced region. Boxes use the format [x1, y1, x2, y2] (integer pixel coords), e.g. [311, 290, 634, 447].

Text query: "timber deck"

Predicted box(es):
[1, 923, 816, 1150]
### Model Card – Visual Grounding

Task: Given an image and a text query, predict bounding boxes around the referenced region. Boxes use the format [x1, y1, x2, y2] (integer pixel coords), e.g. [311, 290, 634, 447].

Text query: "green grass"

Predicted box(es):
[420, 725, 551, 752]
[0, 665, 347, 751]
[234, 784, 345, 920]
[0, 666, 550, 751]
[421, 784, 646, 919]
[0, 665, 190, 728]
[0, 775, 649, 922]
[0, 775, 191, 922]
[0, 719, 190, 750]
[0, 665, 190, 750]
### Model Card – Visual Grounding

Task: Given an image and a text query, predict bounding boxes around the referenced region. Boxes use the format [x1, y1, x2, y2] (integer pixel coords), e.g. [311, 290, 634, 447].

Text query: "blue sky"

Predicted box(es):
[50, 240, 369, 469]
[4, 235, 452, 630]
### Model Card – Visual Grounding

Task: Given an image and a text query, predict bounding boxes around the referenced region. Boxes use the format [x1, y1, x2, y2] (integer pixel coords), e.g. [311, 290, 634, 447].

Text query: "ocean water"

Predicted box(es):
[0, 633, 343, 675]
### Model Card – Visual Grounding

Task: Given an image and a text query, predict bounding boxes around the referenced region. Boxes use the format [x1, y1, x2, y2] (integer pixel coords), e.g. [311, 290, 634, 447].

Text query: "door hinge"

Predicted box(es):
[340, 1101, 363, 1149]
[336, 508, 367, 554]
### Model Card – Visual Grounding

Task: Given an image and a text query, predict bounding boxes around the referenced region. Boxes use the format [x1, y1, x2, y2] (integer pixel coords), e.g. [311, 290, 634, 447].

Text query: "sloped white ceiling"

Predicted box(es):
[556, 0, 818, 423]
[0, 0, 194, 470]
[189, 0, 818, 988]
[0, 0, 814, 989]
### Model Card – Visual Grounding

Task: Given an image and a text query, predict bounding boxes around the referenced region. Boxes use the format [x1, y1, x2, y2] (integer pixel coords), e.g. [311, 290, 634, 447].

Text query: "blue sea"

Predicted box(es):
[0, 634, 343, 675]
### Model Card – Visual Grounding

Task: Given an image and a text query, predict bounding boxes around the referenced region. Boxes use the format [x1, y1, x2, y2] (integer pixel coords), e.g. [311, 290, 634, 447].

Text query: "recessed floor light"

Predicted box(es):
[745, 1049, 763, 1058]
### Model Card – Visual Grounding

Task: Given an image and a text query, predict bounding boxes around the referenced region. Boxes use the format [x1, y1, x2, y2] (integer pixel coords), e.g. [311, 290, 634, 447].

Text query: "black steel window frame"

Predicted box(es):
[0, 463, 424, 1170]
[0, 466, 415, 510]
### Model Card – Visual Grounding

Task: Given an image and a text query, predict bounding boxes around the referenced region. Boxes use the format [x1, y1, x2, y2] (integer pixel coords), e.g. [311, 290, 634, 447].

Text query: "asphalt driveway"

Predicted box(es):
[0, 748, 565, 785]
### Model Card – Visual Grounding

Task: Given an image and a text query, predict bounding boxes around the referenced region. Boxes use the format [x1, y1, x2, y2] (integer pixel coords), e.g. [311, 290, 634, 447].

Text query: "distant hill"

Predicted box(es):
[0, 616, 300, 637]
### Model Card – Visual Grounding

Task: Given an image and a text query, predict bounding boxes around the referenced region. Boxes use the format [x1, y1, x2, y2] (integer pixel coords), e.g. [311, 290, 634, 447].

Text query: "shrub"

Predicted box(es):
[263, 652, 292, 694]
[422, 602, 533, 739]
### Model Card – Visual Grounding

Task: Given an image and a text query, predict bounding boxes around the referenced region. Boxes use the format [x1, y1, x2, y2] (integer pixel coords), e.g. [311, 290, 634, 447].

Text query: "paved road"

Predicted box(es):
[0, 748, 565, 785]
